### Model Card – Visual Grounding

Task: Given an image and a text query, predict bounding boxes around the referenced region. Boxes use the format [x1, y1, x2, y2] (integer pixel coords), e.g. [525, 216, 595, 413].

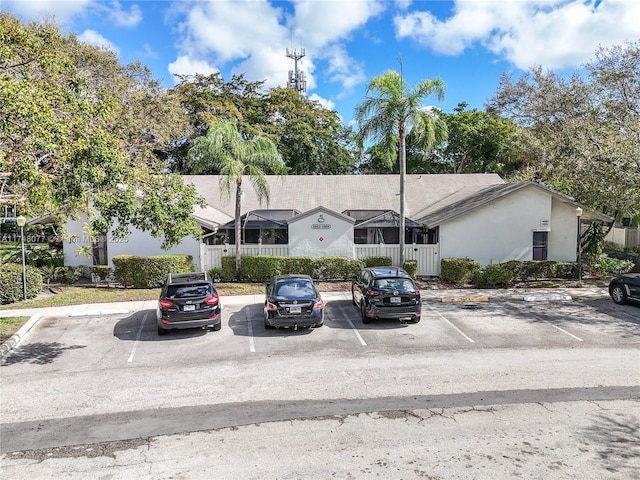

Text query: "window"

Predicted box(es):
[533, 231, 548, 260]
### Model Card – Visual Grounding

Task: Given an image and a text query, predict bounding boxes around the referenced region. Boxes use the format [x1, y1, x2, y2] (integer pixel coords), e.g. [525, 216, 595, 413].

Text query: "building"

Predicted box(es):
[62, 174, 611, 276]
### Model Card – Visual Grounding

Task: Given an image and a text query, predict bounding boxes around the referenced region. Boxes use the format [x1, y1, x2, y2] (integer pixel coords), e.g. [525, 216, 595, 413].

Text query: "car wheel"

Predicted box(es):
[212, 322, 222, 331]
[610, 284, 628, 305]
[313, 321, 324, 328]
[361, 304, 371, 324]
[157, 325, 167, 336]
[412, 317, 421, 324]
[264, 317, 274, 329]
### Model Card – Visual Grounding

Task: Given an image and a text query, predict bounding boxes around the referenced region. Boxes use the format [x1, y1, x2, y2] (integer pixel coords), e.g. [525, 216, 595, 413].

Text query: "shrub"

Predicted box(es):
[471, 262, 520, 287]
[590, 257, 634, 275]
[519, 260, 556, 280]
[360, 256, 392, 267]
[554, 262, 579, 279]
[441, 258, 481, 284]
[403, 259, 418, 279]
[283, 256, 317, 276]
[113, 254, 193, 288]
[54, 266, 83, 284]
[90, 266, 114, 285]
[0, 263, 43, 304]
[313, 256, 355, 280]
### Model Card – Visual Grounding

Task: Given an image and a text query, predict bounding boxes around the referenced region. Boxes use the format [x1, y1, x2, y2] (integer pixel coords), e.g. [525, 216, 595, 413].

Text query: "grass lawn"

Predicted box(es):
[0, 316, 30, 344]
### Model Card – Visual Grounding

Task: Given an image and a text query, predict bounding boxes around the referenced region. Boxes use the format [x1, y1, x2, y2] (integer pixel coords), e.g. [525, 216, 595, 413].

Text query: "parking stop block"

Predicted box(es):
[441, 296, 489, 303]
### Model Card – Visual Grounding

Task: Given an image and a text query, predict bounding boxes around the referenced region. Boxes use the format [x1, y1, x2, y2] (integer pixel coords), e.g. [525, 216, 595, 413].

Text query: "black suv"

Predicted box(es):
[609, 273, 640, 305]
[352, 267, 422, 324]
[156, 272, 222, 335]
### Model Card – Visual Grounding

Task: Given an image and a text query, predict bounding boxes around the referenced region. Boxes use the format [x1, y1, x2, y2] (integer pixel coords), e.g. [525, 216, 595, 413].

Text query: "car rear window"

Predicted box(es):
[274, 279, 316, 299]
[166, 283, 213, 299]
[373, 278, 416, 291]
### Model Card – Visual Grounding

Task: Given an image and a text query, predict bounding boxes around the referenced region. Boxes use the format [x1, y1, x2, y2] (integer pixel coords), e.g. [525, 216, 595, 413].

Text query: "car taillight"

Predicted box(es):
[313, 299, 323, 310]
[411, 290, 421, 297]
[159, 299, 174, 309]
[366, 290, 380, 297]
[266, 302, 278, 311]
[205, 294, 219, 305]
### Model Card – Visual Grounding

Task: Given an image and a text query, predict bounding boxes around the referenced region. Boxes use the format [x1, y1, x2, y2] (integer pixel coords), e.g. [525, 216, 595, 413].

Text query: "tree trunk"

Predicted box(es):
[399, 123, 406, 268]
[235, 179, 242, 281]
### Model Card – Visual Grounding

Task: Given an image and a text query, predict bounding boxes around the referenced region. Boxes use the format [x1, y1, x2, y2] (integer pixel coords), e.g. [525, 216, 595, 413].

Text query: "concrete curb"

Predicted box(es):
[0, 313, 41, 359]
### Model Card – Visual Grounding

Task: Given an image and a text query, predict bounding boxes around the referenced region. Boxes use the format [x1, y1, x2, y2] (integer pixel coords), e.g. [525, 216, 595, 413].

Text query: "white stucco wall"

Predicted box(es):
[288, 207, 355, 258]
[439, 187, 577, 265]
[63, 213, 200, 269]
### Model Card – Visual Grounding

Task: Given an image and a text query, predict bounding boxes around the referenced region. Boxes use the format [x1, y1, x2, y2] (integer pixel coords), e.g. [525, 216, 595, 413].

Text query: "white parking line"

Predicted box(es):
[127, 312, 147, 363]
[245, 308, 256, 353]
[345, 318, 367, 346]
[426, 304, 475, 343]
[547, 323, 583, 342]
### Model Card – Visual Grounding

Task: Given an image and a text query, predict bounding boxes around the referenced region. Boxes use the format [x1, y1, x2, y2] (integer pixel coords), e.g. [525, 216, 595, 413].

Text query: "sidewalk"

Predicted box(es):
[0, 287, 610, 358]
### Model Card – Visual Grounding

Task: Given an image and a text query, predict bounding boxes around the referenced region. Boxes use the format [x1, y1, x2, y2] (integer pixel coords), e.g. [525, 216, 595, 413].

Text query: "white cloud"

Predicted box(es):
[2, 0, 94, 24]
[168, 55, 219, 82]
[107, 1, 143, 27]
[308, 93, 335, 111]
[171, 0, 384, 98]
[394, 0, 640, 69]
[77, 29, 120, 55]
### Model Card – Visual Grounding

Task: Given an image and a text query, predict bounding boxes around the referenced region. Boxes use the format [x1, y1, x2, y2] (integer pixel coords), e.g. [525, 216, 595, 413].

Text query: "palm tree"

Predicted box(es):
[187, 119, 287, 279]
[354, 68, 446, 267]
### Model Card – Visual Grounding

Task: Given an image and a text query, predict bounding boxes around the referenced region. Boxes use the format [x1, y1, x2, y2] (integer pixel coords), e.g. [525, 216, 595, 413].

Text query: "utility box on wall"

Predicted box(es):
[288, 206, 355, 258]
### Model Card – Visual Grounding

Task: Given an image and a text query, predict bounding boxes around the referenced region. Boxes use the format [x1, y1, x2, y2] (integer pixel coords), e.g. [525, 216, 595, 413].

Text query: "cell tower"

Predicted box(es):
[286, 48, 307, 94]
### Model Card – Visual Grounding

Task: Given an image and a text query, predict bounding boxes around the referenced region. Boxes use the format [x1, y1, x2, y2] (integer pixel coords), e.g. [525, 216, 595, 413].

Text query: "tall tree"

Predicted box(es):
[488, 41, 640, 221]
[354, 69, 446, 265]
[261, 88, 358, 174]
[435, 103, 523, 175]
[0, 13, 201, 248]
[186, 119, 287, 279]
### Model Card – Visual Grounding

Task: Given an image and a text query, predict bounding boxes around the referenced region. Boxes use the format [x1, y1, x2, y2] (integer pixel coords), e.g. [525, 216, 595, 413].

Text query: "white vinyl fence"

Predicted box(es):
[605, 227, 640, 249]
[200, 244, 440, 277]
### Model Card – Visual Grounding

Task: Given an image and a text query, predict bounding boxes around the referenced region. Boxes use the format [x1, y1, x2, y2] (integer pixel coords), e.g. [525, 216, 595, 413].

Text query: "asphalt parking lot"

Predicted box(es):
[1, 289, 639, 478]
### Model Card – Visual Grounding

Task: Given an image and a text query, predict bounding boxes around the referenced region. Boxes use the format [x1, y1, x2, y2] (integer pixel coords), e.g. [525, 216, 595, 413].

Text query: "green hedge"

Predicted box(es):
[218, 255, 365, 282]
[360, 256, 392, 267]
[0, 263, 43, 304]
[441, 258, 481, 283]
[113, 254, 193, 288]
[442, 257, 581, 286]
[403, 259, 418, 279]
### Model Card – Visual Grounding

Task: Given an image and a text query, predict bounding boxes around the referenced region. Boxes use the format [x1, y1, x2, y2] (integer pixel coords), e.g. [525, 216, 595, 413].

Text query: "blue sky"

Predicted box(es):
[4, 0, 639, 126]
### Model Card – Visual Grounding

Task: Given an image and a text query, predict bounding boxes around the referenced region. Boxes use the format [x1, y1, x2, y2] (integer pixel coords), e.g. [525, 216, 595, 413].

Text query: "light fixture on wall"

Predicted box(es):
[575, 207, 583, 282]
[16, 215, 27, 301]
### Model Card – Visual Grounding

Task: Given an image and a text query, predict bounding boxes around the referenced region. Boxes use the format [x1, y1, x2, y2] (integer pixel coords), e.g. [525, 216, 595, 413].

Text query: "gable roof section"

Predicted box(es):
[182, 174, 504, 221]
[416, 181, 613, 228]
[288, 205, 355, 224]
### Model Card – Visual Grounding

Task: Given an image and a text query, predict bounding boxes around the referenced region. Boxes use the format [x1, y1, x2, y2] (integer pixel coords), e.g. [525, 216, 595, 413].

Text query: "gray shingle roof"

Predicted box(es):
[182, 174, 504, 225]
[415, 181, 613, 227]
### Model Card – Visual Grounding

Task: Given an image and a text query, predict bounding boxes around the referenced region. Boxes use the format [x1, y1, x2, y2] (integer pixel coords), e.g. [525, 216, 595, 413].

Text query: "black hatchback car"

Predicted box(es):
[264, 274, 324, 330]
[156, 272, 222, 335]
[352, 267, 422, 324]
[609, 272, 640, 305]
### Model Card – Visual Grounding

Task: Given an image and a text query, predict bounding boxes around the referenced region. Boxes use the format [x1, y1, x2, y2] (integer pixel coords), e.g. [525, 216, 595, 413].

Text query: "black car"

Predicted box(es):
[264, 274, 324, 330]
[609, 273, 640, 305]
[352, 267, 422, 324]
[156, 272, 222, 335]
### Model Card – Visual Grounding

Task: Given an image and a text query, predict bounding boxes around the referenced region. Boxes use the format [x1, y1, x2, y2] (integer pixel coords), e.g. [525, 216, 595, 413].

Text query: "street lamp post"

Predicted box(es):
[16, 215, 27, 301]
[575, 207, 583, 282]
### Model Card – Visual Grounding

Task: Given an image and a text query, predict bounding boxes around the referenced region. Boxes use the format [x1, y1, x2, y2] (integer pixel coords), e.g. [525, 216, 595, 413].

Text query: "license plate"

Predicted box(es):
[289, 306, 301, 314]
[183, 304, 196, 311]
[390, 297, 401, 304]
